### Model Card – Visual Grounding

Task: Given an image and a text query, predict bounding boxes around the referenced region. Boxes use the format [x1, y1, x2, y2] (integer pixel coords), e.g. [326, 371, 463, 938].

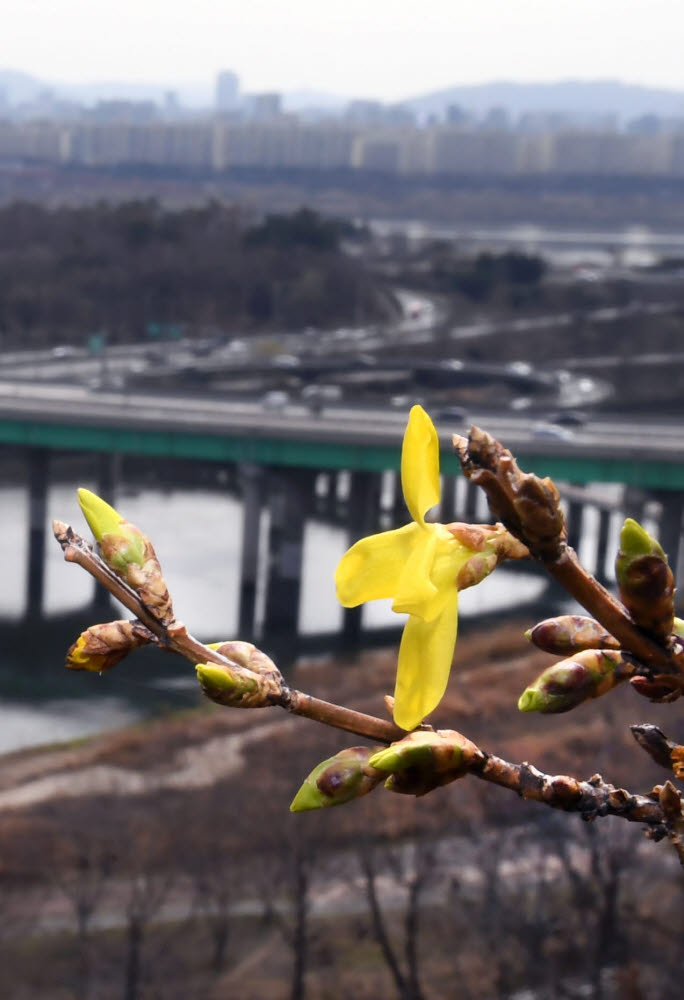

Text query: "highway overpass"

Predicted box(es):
[0, 378, 682, 489]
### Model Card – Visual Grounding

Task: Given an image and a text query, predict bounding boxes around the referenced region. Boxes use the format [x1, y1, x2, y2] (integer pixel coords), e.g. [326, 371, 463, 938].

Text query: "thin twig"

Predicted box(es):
[53, 520, 405, 745]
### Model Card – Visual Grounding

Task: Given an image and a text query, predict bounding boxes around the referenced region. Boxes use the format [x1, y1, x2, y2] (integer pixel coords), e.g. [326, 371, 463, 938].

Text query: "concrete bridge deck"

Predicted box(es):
[0, 378, 682, 488]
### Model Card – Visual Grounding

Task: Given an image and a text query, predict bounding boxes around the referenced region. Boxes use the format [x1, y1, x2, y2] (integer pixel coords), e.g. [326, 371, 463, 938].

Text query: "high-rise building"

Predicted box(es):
[215, 71, 240, 112]
[249, 92, 282, 121]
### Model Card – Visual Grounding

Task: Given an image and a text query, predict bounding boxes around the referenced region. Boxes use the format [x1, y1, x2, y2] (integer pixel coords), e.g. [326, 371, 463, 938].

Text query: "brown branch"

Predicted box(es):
[541, 549, 678, 673]
[372, 728, 681, 855]
[471, 753, 666, 831]
[454, 428, 681, 673]
[53, 520, 404, 745]
[283, 690, 404, 742]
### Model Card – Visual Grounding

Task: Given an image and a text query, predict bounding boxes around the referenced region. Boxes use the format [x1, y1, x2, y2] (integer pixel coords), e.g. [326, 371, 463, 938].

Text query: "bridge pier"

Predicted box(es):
[26, 447, 49, 618]
[390, 471, 406, 525]
[654, 490, 684, 586]
[238, 464, 265, 638]
[342, 471, 380, 647]
[463, 480, 479, 523]
[624, 486, 647, 526]
[594, 507, 612, 585]
[440, 474, 458, 523]
[262, 469, 316, 640]
[566, 494, 584, 555]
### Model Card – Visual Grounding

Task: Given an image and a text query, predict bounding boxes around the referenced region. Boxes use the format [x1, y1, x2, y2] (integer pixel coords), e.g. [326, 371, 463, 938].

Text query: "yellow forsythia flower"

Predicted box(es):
[335, 406, 476, 731]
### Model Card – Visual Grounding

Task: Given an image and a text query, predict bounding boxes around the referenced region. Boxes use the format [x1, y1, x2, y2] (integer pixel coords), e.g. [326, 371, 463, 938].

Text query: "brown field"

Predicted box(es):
[1, 621, 682, 999]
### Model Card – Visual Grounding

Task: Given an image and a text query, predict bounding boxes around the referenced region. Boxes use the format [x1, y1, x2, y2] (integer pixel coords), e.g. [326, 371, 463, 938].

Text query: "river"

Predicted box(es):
[371, 218, 684, 267]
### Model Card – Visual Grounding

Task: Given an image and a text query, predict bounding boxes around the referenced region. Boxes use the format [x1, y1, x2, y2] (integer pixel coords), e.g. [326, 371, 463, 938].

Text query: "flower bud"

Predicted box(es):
[67, 619, 154, 672]
[78, 489, 145, 566]
[615, 518, 674, 640]
[454, 429, 566, 558]
[78, 489, 173, 624]
[526, 615, 620, 656]
[513, 474, 567, 558]
[455, 549, 499, 591]
[196, 657, 283, 708]
[207, 640, 283, 687]
[369, 729, 479, 796]
[290, 747, 383, 812]
[518, 649, 634, 714]
[450, 523, 529, 591]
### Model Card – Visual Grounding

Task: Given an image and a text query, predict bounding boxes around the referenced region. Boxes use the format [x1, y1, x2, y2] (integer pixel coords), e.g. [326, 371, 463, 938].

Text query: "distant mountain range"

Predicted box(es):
[0, 68, 211, 107]
[2, 68, 684, 121]
[403, 79, 684, 121]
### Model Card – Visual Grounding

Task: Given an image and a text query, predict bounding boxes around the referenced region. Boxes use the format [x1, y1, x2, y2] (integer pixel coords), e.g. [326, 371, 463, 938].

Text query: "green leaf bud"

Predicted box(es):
[518, 649, 635, 714]
[78, 488, 173, 623]
[78, 488, 123, 542]
[526, 615, 620, 655]
[618, 517, 666, 562]
[290, 747, 383, 812]
[369, 729, 479, 796]
[207, 640, 283, 684]
[196, 658, 282, 708]
[616, 518, 674, 639]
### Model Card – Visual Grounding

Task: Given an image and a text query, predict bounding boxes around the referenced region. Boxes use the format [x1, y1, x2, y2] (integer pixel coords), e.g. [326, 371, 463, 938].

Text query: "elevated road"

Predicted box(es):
[0, 378, 682, 488]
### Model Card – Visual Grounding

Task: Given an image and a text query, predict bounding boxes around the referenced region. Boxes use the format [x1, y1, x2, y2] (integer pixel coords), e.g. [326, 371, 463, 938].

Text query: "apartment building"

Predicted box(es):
[2, 117, 684, 179]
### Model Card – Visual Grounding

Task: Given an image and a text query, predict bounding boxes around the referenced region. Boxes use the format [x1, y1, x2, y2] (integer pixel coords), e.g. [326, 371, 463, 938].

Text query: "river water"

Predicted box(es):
[0, 479, 563, 754]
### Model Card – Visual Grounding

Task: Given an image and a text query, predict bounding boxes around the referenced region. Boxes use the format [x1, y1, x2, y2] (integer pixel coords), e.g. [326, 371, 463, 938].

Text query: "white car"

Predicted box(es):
[262, 390, 290, 411]
[531, 421, 574, 441]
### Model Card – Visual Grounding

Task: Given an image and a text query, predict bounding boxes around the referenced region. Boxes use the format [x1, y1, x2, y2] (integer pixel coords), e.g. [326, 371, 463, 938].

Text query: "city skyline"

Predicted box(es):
[5, 0, 684, 104]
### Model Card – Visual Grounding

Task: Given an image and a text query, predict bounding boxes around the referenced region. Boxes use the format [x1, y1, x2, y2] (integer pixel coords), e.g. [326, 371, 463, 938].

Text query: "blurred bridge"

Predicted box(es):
[1, 379, 683, 643]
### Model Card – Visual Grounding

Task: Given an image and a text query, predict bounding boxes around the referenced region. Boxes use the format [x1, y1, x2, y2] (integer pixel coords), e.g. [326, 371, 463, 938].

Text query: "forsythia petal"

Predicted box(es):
[392, 529, 440, 618]
[401, 405, 441, 526]
[335, 523, 420, 606]
[393, 587, 460, 730]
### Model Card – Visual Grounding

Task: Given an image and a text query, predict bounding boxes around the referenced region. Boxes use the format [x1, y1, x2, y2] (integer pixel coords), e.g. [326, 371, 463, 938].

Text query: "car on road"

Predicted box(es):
[261, 390, 290, 411]
[546, 409, 587, 427]
[531, 420, 574, 441]
[302, 384, 343, 403]
[272, 354, 300, 368]
[390, 394, 425, 409]
[435, 405, 468, 423]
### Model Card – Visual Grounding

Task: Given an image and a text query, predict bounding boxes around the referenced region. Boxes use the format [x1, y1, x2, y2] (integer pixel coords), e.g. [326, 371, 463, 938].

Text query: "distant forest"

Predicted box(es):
[0, 201, 393, 348]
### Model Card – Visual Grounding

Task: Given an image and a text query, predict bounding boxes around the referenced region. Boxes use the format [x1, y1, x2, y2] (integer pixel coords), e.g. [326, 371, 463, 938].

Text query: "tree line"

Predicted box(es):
[0, 201, 391, 349]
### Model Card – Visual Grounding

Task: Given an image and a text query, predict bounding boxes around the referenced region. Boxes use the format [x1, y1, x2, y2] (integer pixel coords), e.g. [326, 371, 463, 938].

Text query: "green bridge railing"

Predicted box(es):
[1, 415, 683, 489]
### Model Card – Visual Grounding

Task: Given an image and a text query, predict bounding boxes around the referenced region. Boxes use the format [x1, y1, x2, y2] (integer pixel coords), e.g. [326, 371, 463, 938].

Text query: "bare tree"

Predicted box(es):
[357, 835, 440, 1000]
[181, 783, 244, 977]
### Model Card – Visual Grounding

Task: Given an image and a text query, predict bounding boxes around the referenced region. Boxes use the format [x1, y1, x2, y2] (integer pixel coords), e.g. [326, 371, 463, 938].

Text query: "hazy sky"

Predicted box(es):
[5, 0, 684, 100]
